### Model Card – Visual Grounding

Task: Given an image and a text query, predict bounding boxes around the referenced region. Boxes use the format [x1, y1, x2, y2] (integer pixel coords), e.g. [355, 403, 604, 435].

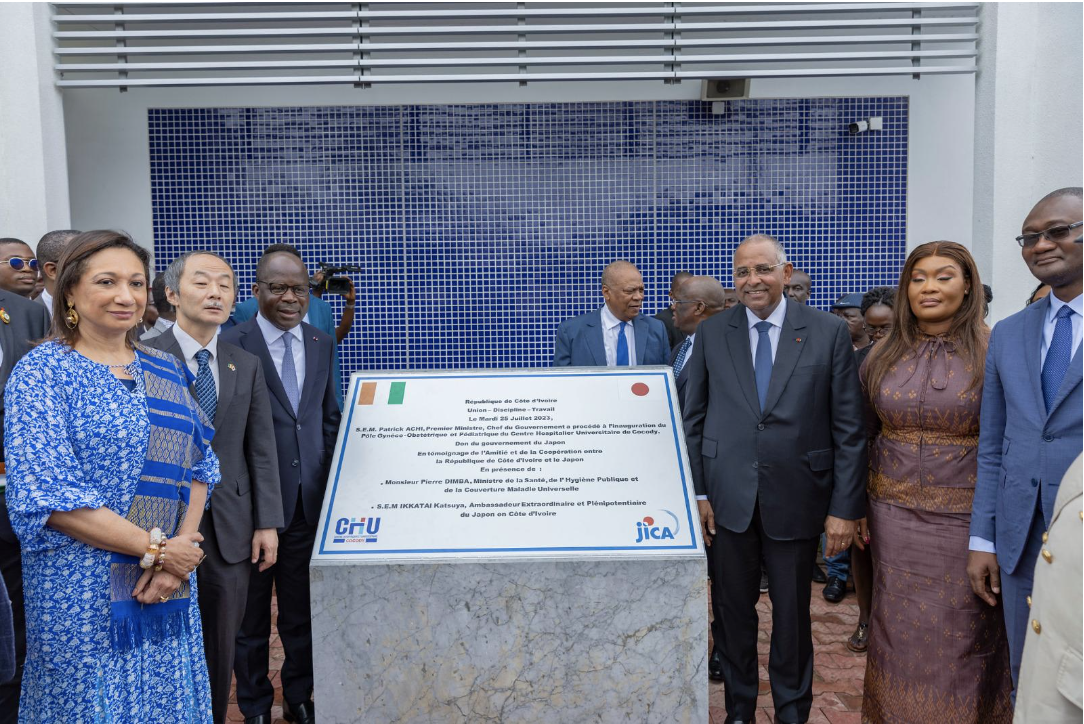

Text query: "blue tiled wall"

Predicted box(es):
[149, 98, 907, 383]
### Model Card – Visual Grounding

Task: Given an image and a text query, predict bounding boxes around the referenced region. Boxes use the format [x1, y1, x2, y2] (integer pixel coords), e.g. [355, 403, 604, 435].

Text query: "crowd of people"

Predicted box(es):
[554, 187, 1081, 724]
[0, 185, 1079, 724]
[0, 233, 343, 724]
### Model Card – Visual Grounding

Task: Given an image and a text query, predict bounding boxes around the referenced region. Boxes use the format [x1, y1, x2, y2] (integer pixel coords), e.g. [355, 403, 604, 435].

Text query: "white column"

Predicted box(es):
[0, 2, 71, 244]
[973, 2, 1084, 323]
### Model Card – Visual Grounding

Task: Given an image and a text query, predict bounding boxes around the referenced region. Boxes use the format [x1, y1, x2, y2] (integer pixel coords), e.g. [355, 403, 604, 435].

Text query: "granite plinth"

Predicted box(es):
[311, 557, 707, 723]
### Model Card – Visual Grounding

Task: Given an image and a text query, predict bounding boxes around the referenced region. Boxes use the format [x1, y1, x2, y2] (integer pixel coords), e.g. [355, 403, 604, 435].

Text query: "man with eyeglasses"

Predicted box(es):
[553, 260, 670, 367]
[655, 271, 692, 350]
[969, 186, 1083, 695]
[682, 234, 865, 724]
[0, 239, 39, 298]
[221, 248, 341, 724]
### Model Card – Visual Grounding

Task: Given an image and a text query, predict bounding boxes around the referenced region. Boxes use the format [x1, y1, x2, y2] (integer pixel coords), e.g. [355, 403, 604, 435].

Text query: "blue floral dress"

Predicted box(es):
[3, 341, 220, 723]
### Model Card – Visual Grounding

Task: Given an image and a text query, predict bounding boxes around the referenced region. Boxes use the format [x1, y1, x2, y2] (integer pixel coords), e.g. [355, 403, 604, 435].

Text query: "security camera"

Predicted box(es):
[848, 116, 883, 135]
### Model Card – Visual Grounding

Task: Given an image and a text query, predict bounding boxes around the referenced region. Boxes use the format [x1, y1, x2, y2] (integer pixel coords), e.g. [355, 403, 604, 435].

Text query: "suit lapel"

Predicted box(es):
[0, 292, 17, 385]
[1025, 298, 1047, 421]
[241, 322, 296, 419]
[726, 313, 761, 416]
[586, 309, 606, 366]
[761, 304, 808, 418]
[1049, 344, 1083, 416]
[298, 325, 320, 411]
[633, 315, 649, 365]
[215, 344, 238, 421]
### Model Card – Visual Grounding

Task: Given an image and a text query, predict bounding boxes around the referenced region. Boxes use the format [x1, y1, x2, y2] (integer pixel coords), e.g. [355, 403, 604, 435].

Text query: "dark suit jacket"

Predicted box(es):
[553, 308, 670, 367]
[683, 301, 865, 541]
[147, 329, 285, 563]
[971, 295, 1083, 575]
[655, 307, 687, 351]
[669, 336, 693, 411]
[0, 292, 51, 545]
[221, 319, 341, 528]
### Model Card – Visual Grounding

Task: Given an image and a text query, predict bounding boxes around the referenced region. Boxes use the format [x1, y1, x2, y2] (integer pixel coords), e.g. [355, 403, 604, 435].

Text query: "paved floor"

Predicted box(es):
[227, 581, 868, 723]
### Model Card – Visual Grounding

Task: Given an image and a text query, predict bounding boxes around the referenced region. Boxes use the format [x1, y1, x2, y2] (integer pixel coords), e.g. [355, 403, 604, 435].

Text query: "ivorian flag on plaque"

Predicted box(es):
[357, 381, 406, 406]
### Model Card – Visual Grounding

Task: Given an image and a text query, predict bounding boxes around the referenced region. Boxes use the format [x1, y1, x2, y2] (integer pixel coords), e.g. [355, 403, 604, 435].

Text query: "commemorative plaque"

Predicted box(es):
[311, 368, 707, 723]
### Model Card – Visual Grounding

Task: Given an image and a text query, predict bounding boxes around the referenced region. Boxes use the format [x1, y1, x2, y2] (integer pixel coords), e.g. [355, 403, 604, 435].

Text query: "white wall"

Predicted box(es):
[0, 2, 71, 243]
[973, 1, 1084, 322]
[64, 73, 976, 274]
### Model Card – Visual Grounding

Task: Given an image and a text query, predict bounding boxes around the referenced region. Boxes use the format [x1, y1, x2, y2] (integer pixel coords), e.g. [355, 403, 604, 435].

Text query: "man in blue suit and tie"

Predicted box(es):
[553, 260, 670, 367]
[968, 186, 1083, 691]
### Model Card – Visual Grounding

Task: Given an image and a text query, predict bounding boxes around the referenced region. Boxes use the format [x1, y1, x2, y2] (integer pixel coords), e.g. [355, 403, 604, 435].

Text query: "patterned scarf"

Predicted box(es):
[109, 348, 214, 651]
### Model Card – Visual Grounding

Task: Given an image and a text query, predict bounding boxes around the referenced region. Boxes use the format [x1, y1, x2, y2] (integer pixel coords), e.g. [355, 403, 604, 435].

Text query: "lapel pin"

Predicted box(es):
[227, 362, 236, 371]
[795, 337, 802, 343]
[0, 308, 9, 324]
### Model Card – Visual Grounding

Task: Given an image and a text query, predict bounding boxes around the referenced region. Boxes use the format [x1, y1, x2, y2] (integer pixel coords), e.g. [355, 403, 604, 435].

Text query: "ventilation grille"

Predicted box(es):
[52, 2, 979, 89]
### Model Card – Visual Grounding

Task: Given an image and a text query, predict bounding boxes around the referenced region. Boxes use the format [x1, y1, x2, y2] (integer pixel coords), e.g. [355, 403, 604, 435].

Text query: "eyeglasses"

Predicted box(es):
[734, 262, 785, 279]
[672, 299, 701, 306]
[1016, 221, 1083, 248]
[4, 257, 38, 271]
[256, 280, 309, 298]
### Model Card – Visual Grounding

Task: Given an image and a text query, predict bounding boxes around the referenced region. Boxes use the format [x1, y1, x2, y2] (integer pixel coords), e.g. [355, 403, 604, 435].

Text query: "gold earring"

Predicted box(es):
[65, 304, 79, 330]
[138, 318, 144, 325]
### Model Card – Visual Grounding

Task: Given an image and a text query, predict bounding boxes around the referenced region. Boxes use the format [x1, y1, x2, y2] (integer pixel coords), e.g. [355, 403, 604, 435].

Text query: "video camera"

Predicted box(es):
[311, 262, 362, 297]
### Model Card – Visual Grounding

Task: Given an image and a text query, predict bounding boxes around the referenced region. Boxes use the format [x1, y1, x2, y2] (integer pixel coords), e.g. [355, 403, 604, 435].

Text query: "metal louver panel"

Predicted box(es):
[51, 2, 980, 89]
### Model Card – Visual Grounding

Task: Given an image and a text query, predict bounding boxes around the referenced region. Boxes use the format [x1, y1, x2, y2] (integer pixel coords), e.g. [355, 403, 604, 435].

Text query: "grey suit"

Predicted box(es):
[147, 329, 283, 724]
[682, 301, 865, 722]
[0, 291, 50, 724]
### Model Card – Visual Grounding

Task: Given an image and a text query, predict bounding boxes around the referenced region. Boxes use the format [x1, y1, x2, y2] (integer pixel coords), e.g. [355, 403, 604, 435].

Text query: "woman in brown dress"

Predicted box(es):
[858, 241, 1013, 723]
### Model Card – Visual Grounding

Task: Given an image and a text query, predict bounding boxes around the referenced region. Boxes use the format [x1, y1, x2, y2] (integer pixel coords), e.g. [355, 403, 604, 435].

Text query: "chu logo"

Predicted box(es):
[634, 510, 680, 543]
[333, 516, 381, 544]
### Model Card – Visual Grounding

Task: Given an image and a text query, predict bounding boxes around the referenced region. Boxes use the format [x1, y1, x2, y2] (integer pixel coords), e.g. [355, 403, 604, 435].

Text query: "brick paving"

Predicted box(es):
[227, 581, 867, 723]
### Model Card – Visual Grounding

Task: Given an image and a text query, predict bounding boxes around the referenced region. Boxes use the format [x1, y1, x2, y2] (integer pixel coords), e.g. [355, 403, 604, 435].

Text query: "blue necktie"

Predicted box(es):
[673, 336, 692, 376]
[754, 321, 773, 412]
[616, 321, 630, 366]
[1041, 305, 1074, 412]
[281, 332, 300, 414]
[194, 349, 217, 423]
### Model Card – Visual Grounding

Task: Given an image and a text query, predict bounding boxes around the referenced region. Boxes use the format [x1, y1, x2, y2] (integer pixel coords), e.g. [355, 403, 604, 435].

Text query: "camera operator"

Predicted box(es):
[310, 265, 357, 345]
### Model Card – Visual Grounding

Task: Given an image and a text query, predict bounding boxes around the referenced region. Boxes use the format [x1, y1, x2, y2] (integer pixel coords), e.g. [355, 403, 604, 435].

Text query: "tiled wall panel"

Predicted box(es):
[150, 98, 907, 385]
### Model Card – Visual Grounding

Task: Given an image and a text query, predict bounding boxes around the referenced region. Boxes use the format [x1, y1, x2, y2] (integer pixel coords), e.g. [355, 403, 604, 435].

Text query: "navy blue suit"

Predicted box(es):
[971, 294, 1082, 688]
[553, 307, 669, 366]
[220, 318, 341, 715]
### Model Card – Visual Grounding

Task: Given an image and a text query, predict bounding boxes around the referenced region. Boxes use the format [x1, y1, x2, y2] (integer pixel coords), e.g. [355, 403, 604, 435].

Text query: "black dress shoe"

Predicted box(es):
[243, 715, 271, 724]
[822, 576, 846, 603]
[708, 649, 724, 681]
[811, 564, 828, 584]
[283, 700, 316, 724]
[774, 717, 804, 724]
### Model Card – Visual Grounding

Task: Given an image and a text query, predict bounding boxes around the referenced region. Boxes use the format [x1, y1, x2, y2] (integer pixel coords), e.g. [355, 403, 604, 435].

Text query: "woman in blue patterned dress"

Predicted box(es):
[3, 231, 220, 722]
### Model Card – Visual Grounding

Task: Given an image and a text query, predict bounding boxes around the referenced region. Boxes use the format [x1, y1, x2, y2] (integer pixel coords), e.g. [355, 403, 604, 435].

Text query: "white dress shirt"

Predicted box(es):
[172, 323, 221, 393]
[256, 312, 306, 390]
[601, 304, 637, 367]
[40, 288, 53, 317]
[970, 293, 1083, 555]
[746, 296, 787, 365]
[674, 333, 696, 376]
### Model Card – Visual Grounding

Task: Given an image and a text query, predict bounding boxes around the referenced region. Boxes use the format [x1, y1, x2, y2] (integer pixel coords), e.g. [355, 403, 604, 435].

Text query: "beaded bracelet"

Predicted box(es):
[139, 527, 164, 570]
[154, 538, 168, 572]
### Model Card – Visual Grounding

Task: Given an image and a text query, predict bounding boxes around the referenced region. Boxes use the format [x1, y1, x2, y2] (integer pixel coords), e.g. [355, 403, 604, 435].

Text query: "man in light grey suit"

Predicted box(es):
[553, 260, 670, 367]
[683, 234, 865, 724]
[147, 250, 283, 724]
[968, 187, 1083, 692]
[0, 289, 50, 723]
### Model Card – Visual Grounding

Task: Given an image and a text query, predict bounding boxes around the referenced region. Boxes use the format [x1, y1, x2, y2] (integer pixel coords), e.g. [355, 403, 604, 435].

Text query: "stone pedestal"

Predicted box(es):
[310, 555, 707, 723]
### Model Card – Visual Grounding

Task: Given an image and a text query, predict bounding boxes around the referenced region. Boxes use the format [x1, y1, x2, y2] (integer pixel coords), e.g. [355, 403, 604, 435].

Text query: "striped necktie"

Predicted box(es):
[194, 349, 217, 423]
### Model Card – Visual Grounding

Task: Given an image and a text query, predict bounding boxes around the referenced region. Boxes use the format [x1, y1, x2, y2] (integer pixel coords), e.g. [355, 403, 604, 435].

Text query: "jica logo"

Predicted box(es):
[634, 510, 680, 543]
[333, 516, 381, 544]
